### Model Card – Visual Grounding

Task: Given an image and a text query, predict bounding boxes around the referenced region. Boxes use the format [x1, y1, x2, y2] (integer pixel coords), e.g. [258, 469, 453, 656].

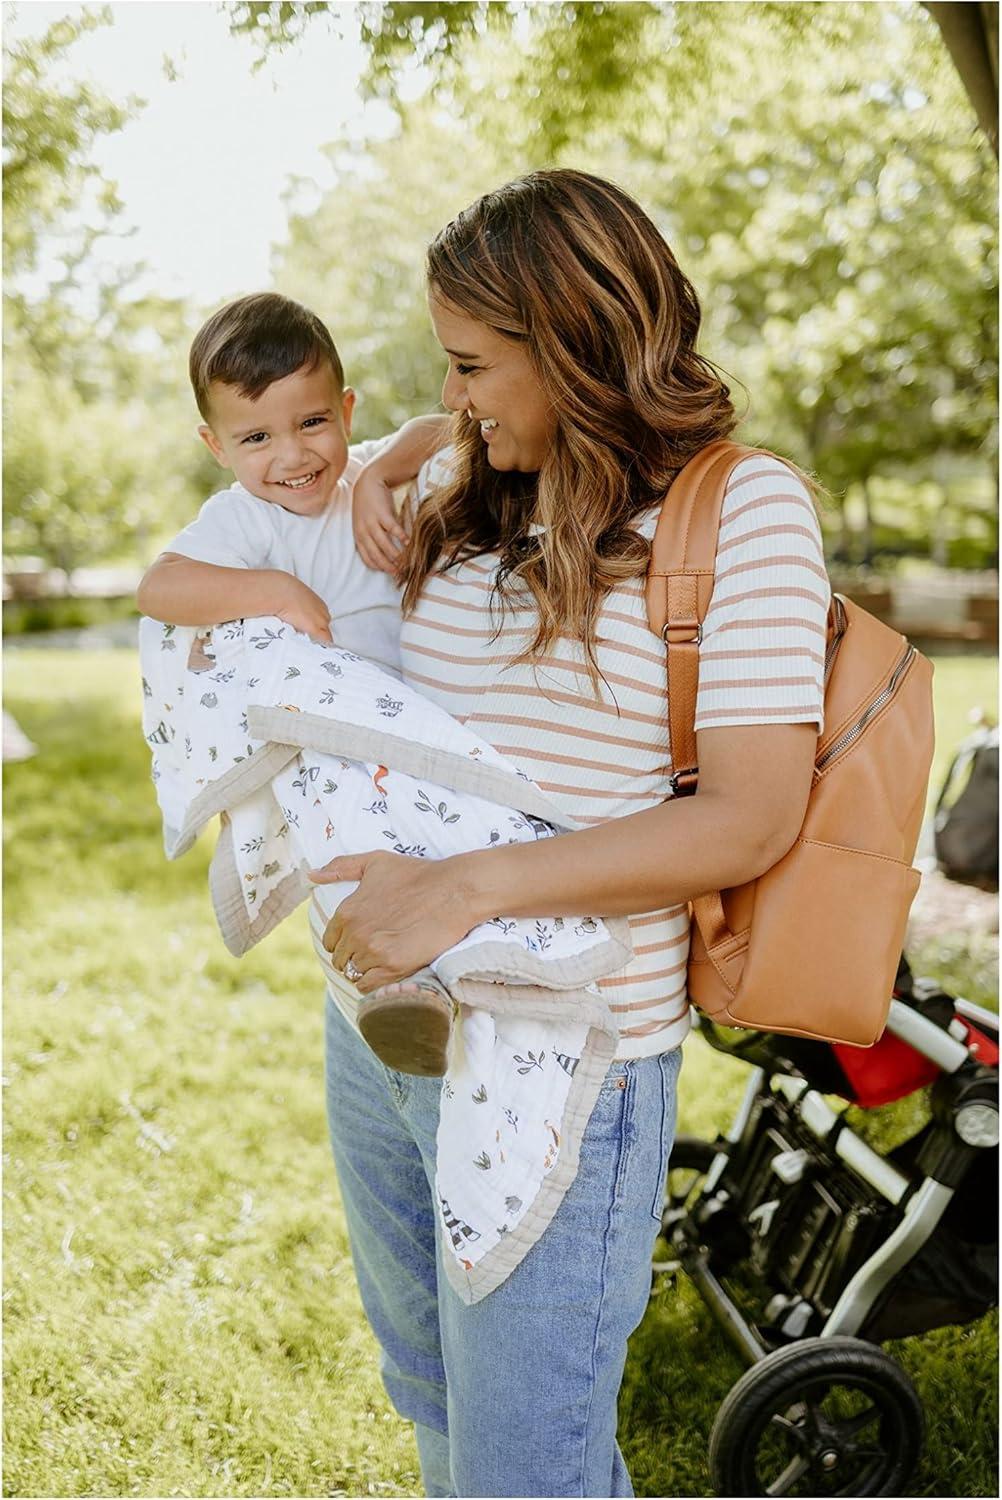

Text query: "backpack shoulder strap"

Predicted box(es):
[645, 440, 771, 793]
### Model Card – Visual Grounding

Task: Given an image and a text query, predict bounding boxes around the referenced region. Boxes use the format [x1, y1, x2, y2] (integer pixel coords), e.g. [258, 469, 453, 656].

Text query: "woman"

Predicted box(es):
[312, 169, 829, 1497]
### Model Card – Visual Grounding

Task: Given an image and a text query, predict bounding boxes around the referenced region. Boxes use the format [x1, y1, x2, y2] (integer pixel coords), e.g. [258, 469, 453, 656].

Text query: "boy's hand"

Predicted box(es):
[353, 464, 409, 574]
[273, 575, 334, 644]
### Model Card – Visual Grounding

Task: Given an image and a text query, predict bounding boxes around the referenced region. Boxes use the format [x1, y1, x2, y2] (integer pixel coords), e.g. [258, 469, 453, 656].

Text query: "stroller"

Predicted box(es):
[654, 955, 999, 1497]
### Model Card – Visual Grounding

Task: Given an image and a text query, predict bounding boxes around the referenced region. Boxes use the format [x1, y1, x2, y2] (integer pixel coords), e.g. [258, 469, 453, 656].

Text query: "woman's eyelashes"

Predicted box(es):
[455, 362, 482, 377]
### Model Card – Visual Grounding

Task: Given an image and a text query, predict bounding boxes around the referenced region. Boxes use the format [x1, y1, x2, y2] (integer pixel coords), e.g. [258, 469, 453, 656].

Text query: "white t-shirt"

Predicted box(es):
[163, 438, 404, 674]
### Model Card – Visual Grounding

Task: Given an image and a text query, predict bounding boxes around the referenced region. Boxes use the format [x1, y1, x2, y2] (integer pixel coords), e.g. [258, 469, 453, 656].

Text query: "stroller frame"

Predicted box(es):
[656, 978, 999, 1496]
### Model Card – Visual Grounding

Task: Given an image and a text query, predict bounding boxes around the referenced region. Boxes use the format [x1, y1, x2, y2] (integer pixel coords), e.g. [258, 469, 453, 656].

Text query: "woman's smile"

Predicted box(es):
[428, 292, 556, 473]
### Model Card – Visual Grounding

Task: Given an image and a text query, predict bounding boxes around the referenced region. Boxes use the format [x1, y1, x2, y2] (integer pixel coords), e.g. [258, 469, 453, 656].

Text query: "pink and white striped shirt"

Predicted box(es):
[400, 453, 830, 1059]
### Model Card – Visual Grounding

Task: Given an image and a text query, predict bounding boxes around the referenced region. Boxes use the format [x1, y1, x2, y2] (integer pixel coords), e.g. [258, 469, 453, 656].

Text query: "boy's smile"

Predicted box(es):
[199, 362, 356, 516]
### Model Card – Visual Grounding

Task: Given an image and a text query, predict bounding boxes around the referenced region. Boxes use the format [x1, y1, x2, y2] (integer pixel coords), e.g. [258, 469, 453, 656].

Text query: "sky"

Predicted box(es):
[5, 0, 401, 307]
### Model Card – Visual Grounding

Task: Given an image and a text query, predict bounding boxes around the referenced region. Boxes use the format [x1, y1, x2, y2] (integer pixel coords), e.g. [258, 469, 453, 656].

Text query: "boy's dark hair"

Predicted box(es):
[189, 292, 344, 420]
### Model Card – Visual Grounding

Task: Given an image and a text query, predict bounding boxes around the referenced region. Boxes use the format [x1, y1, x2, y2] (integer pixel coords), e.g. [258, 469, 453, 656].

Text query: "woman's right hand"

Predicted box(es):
[353, 463, 410, 574]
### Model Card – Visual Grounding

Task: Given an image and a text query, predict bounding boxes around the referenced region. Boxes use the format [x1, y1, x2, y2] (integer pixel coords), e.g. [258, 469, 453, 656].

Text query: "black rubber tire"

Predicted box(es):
[708, 1336, 924, 1497]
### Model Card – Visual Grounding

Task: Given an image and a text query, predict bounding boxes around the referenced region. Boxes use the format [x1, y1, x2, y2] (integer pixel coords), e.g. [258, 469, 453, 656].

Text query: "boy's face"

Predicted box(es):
[199, 361, 356, 516]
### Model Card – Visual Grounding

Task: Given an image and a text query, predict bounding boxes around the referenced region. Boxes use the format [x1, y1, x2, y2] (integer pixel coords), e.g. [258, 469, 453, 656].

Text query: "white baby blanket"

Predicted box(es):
[140, 617, 633, 1303]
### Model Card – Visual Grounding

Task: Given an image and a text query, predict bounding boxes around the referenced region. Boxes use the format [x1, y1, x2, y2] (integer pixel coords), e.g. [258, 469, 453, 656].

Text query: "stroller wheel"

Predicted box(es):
[708, 1336, 923, 1497]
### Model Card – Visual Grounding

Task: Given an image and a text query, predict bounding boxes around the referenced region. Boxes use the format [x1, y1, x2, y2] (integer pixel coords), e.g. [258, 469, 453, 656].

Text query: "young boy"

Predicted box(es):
[139, 292, 454, 1072]
[138, 291, 446, 674]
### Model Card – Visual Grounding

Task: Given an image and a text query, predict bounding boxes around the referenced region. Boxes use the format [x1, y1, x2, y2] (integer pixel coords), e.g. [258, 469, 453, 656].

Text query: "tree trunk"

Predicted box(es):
[925, 2, 999, 156]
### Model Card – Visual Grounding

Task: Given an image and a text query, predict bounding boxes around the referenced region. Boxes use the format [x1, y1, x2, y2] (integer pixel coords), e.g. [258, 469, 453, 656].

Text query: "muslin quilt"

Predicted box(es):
[140, 616, 634, 1302]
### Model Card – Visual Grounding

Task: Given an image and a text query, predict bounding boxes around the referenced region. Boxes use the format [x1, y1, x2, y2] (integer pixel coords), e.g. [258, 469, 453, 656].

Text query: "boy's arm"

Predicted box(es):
[136, 554, 333, 642]
[353, 413, 452, 573]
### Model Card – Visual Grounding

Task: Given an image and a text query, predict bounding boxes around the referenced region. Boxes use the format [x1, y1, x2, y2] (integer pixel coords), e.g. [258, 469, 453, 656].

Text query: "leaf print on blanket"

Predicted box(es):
[319, 689, 339, 706]
[375, 694, 404, 718]
[222, 621, 244, 640]
[473, 1151, 491, 1171]
[249, 626, 285, 649]
[381, 830, 427, 857]
[242, 836, 265, 853]
[472, 1084, 488, 1103]
[322, 778, 338, 795]
[161, 624, 177, 652]
[199, 693, 218, 708]
[321, 660, 342, 678]
[513, 1050, 545, 1075]
[524, 921, 553, 954]
[292, 764, 319, 797]
[284, 666, 301, 681]
[141, 677, 152, 699]
[414, 790, 461, 825]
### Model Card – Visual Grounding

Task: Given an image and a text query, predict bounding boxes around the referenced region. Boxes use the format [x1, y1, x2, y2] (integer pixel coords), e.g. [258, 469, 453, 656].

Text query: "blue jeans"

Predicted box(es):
[324, 996, 682, 1498]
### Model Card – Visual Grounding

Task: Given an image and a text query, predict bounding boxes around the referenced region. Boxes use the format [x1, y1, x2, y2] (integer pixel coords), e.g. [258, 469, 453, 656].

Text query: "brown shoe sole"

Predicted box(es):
[357, 984, 454, 1077]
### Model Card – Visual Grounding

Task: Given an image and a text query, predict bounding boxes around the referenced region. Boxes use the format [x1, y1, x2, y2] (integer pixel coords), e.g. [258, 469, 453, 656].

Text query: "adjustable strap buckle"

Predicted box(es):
[668, 767, 699, 797]
[662, 620, 703, 646]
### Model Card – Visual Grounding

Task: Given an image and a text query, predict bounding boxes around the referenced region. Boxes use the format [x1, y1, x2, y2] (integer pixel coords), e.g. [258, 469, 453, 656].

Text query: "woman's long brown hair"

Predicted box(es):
[401, 169, 737, 686]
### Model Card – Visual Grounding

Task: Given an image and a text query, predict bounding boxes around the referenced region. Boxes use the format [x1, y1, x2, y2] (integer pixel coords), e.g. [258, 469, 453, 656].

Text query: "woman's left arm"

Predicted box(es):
[311, 721, 816, 992]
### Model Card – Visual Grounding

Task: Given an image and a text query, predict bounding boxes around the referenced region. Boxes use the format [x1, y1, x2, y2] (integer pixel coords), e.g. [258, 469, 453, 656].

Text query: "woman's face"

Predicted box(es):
[428, 293, 556, 474]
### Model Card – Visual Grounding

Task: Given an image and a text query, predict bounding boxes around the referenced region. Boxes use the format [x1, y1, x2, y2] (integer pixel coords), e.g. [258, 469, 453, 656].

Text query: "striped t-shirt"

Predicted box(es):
[399, 453, 831, 1060]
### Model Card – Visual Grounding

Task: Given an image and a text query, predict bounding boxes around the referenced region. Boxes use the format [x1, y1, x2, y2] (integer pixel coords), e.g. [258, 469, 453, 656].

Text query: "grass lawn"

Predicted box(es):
[4, 647, 998, 1498]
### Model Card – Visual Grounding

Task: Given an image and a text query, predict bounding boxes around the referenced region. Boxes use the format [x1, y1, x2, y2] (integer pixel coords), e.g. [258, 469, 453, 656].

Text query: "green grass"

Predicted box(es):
[4, 649, 998, 1498]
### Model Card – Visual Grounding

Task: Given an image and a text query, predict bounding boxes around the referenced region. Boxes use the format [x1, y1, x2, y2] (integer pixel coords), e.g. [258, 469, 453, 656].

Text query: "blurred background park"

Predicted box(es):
[2, 2, 998, 1496]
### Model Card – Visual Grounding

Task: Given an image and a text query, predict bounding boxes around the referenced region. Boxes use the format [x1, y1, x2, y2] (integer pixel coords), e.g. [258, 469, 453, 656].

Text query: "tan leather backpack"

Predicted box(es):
[646, 440, 935, 1047]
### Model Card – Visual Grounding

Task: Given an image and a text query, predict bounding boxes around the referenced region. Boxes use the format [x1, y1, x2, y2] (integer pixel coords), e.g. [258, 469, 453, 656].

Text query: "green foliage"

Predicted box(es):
[2, 11, 214, 576]
[3, 646, 997, 1496]
[2, 6, 135, 276]
[272, 0, 997, 543]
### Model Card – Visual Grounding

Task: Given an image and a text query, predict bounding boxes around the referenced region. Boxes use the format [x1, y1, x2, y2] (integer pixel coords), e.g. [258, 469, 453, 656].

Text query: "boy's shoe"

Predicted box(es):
[356, 979, 455, 1077]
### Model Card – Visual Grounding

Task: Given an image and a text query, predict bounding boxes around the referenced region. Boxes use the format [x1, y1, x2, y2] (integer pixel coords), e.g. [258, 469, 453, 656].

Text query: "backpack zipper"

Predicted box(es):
[815, 642, 916, 774]
[823, 595, 848, 686]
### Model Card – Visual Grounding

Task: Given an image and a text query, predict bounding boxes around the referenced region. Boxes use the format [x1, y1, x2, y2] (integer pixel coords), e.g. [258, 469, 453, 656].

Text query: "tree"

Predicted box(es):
[272, 1, 995, 564]
[3, 10, 213, 576]
[226, 0, 997, 154]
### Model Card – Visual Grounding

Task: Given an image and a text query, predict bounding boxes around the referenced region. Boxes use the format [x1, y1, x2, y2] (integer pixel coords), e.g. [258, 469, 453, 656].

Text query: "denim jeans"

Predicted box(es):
[324, 995, 682, 1499]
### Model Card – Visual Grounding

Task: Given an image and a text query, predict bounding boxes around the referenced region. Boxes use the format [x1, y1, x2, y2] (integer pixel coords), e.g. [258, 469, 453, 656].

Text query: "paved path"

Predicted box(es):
[5, 621, 140, 650]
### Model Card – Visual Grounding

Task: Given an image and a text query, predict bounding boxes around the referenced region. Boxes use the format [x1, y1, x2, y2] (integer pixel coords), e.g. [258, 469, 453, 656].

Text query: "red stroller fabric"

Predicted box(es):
[832, 1021, 999, 1108]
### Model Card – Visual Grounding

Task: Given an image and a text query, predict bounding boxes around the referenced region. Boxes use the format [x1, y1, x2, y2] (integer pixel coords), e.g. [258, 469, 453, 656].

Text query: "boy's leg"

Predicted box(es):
[323, 996, 453, 1495]
[433, 1047, 683, 1499]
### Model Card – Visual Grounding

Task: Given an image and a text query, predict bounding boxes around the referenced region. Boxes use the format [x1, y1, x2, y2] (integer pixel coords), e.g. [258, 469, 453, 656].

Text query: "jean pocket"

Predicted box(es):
[598, 1060, 630, 1094]
[650, 1048, 683, 1221]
